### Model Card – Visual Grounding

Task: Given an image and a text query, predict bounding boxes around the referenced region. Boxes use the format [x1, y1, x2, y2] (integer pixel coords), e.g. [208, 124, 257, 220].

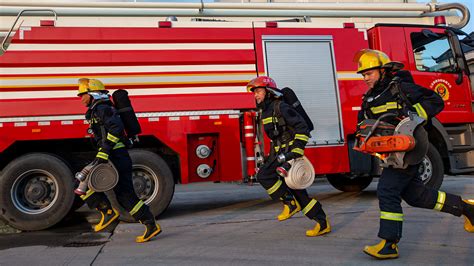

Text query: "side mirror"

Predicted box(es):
[446, 29, 468, 84]
[460, 38, 474, 47]
[455, 71, 463, 85]
[448, 27, 470, 38]
[448, 27, 474, 50]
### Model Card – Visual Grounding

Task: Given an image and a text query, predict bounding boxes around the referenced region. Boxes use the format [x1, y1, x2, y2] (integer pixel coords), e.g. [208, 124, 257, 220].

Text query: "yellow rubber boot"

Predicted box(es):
[277, 200, 301, 221]
[94, 208, 119, 232]
[136, 223, 162, 243]
[306, 218, 331, 237]
[363, 240, 399, 259]
[463, 199, 474, 233]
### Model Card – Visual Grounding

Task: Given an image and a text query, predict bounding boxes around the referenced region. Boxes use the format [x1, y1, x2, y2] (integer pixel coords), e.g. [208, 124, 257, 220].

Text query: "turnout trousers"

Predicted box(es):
[257, 156, 326, 223]
[378, 164, 463, 241]
[81, 148, 154, 223]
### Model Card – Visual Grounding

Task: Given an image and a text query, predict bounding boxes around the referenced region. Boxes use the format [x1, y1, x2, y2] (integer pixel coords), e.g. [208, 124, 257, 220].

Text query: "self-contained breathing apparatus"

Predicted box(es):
[80, 77, 141, 148]
[86, 90, 141, 149]
[280, 87, 314, 132]
[270, 89, 315, 189]
[112, 89, 142, 145]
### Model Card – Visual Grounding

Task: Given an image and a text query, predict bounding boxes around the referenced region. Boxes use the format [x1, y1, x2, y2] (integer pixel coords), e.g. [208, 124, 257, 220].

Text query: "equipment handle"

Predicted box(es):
[2, 9, 57, 52]
[359, 113, 397, 147]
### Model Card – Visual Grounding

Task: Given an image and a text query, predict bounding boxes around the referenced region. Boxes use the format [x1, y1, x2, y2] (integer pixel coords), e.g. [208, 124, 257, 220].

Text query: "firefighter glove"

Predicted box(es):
[276, 162, 292, 178]
[284, 152, 297, 161]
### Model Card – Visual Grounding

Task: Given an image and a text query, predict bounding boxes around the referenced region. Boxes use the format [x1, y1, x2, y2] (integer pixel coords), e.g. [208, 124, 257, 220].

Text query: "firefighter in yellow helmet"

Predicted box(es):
[354, 49, 474, 259]
[247, 76, 331, 237]
[77, 78, 161, 243]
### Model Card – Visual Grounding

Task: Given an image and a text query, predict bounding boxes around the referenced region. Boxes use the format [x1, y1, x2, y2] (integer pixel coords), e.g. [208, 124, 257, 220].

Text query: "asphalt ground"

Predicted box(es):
[0, 176, 473, 265]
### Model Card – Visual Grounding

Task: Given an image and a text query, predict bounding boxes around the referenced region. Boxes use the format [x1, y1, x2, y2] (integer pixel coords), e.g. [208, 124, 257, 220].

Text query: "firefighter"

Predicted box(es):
[354, 49, 474, 259]
[77, 78, 161, 243]
[247, 76, 331, 237]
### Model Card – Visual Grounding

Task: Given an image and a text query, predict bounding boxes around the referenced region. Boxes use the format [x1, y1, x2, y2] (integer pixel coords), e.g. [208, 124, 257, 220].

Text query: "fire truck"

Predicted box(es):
[0, 1, 473, 231]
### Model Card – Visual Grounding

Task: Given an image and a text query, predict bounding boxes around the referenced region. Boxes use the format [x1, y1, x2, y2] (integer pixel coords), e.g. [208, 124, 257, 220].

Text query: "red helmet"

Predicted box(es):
[246, 76, 278, 92]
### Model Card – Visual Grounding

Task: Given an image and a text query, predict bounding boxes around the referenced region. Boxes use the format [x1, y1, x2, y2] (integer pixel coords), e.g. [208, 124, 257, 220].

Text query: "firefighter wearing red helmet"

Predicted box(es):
[77, 78, 161, 243]
[247, 76, 331, 237]
[354, 49, 474, 259]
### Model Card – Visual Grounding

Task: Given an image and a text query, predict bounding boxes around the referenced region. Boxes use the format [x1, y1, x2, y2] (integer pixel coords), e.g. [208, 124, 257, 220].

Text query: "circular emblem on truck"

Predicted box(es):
[434, 83, 450, 101]
[430, 79, 451, 101]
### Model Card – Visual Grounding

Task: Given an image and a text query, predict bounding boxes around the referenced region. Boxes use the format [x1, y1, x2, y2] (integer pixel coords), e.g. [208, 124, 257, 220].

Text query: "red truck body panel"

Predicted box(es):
[1, 22, 472, 183]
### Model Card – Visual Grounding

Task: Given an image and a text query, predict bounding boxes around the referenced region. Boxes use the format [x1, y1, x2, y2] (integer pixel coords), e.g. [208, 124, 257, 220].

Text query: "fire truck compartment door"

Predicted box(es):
[262, 36, 343, 146]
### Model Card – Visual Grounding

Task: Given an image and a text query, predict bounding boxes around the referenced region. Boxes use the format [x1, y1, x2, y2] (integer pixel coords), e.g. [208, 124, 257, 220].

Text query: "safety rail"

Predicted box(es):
[1, 9, 57, 52]
[0, 2, 469, 29]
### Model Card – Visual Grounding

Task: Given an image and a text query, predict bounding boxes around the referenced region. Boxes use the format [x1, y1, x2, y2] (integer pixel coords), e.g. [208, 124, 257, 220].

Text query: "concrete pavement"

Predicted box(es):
[0, 177, 473, 265]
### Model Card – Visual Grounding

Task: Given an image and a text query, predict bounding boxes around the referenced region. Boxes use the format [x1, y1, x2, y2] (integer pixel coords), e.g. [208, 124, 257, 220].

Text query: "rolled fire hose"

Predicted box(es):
[285, 156, 315, 190]
[87, 162, 119, 192]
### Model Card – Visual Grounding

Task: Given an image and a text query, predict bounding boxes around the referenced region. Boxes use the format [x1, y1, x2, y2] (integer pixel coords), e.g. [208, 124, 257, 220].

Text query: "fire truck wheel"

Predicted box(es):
[326, 174, 373, 192]
[0, 153, 75, 231]
[112, 149, 174, 222]
[416, 143, 444, 190]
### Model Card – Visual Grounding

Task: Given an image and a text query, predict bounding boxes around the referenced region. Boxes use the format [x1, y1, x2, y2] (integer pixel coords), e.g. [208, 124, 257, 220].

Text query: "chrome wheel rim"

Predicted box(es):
[11, 169, 59, 215]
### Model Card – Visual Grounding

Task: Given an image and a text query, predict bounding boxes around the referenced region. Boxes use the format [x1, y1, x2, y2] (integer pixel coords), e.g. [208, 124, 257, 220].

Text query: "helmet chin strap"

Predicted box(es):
[373, 68, 389, 89]
[257, 97, 273, 110]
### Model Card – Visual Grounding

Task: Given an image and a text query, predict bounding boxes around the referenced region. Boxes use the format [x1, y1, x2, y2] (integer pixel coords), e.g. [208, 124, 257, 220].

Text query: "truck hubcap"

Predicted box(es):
[132, 165, 158, 205]
[11, 170, 58, 214]
[417, 157, 432, 184]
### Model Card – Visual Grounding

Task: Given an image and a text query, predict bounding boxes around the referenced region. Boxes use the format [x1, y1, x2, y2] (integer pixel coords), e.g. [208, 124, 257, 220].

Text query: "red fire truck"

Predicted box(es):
[0, 2, 473, 230]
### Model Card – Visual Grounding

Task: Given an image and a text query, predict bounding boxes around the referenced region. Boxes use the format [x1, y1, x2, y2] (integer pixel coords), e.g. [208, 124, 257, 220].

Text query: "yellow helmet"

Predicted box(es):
[354, 49, 391, 73]
[77, 78, 106, 96]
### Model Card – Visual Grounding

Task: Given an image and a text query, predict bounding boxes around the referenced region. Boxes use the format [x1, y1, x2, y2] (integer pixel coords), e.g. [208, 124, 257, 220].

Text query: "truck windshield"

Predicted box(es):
[411, 32, 457, 73]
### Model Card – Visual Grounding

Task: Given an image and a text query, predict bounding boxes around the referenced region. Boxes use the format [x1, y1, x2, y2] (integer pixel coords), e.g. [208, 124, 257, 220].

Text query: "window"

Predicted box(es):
[411, 32, 456, 73]
[263, 36, 343, 145]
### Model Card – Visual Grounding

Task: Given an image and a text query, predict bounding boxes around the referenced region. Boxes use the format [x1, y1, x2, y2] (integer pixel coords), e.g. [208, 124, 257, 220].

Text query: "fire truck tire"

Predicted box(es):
[0, 153, 75, 231]
[417, 143, 444, 190]
[326, 174, 373, 192]
[112, 149, 174, 222]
